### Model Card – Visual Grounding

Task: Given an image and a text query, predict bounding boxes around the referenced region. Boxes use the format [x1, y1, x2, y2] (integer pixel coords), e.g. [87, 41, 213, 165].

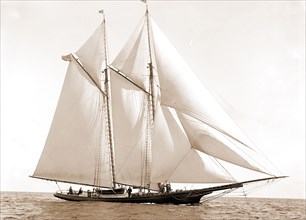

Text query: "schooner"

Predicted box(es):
[31, 3, 286, 204]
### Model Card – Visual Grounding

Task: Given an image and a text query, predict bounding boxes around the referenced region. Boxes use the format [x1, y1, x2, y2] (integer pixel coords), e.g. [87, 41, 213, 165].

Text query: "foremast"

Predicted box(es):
[100, 10, 116, 189]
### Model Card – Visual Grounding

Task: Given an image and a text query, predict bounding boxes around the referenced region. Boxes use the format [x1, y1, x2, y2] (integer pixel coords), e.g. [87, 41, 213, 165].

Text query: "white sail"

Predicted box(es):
[168, 149, 232, 183]
[76, 22, 106, 87]
[33, 21, 112, 187]
[110, 15, 156, 187]
[33, 9, 278, 191]
[109, 69, 147, 186]
[151, 105, 232, 185]
[150, 19, 257, 151]
[111, 17, 150, 91]
[149, 18, 275, 177]
[177, 112, 272, 175]
[111, 14, 234, 187]
[33, 58, 112, 187]
[108, 13, 274, 187]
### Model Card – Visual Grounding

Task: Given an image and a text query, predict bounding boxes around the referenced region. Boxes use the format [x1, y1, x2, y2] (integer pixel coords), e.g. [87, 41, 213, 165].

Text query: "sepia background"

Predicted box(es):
[1, 1, 305, 199]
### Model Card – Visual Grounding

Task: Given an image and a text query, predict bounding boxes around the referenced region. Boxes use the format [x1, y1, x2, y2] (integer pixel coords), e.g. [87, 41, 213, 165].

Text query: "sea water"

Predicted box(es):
[1, 192, 305, 219]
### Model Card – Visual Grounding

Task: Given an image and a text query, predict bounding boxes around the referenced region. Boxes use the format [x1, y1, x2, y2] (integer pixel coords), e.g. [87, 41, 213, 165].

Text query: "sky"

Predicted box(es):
[1, 1, 305, 199]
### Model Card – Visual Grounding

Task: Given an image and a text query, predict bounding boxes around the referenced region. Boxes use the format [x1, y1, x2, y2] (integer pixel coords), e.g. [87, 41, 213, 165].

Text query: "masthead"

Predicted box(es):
[140, 0, 148, 12]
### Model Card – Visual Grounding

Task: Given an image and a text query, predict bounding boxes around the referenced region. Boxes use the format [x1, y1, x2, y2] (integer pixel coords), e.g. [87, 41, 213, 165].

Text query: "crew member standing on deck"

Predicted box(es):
[127, 187, 132, 198]
[78, 187, 83, 195]
[68, 186, 73, 195]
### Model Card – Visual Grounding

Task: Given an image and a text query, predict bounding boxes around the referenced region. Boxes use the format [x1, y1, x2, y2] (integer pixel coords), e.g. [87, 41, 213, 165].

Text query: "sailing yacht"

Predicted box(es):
[31, 3, 285, 204]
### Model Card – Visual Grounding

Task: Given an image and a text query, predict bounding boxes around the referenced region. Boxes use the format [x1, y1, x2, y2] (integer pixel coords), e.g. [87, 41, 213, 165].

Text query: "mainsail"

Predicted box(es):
[109, 12, 274, 187]
[33, 6, 280, 197]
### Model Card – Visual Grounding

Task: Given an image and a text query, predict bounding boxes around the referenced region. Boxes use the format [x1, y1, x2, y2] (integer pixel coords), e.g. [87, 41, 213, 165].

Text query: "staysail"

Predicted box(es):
[151, 104, 233, 186]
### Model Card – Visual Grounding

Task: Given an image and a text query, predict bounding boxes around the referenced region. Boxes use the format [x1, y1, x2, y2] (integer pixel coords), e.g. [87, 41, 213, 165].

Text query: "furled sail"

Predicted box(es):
[33, 22, 113, 187]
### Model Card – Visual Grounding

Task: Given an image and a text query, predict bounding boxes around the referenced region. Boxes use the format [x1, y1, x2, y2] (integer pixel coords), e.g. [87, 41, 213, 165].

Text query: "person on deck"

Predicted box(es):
[127, 187, 132, 198]
[166, 183, 171, 193]
[78, 187, 83, 195]
[158, 183, 164, 193]
[68, 186, 73, 195]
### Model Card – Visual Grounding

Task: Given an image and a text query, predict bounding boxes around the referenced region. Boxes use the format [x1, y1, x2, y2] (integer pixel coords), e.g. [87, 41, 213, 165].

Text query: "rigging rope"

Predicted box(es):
[93, 95, 104, 188]
[200, 188, 237, 204]
[241, 178, 281, 196]
[55, 181, 62, 193]
[209, 155, 237, 182]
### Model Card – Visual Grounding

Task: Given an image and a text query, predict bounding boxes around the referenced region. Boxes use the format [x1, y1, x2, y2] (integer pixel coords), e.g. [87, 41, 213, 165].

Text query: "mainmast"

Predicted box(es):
[141, 2, 154, 191]
[100, 10, 116, 189]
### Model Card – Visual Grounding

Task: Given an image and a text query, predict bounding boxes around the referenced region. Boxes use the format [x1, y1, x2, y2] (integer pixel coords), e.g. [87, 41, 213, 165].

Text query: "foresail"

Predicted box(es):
[33, 21, 113, 187]
[168, 149, 233, 184]
[33, 59, 112, 187]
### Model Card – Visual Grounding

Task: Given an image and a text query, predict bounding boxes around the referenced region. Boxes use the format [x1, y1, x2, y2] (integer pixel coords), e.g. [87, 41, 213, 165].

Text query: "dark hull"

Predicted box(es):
[100, 188, 125, 194]
[54, 190, 210, 204]
[54, 182, 244, 205]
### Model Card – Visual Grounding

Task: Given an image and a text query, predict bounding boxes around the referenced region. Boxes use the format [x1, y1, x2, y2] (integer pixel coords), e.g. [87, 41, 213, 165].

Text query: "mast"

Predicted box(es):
[146, 4, 155, 119]
[141, 2, 154, 191]
[100, 10, 116, 188]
